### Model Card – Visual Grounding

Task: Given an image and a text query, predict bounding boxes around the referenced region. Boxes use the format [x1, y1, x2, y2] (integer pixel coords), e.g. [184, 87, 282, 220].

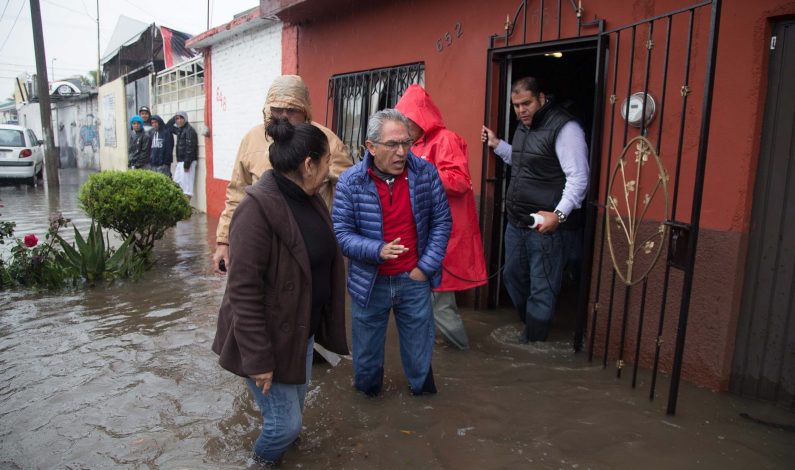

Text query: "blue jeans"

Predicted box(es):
[351, 272, 436, 396]
[245, 337, 314, 464]
[503, 223, 564, 333]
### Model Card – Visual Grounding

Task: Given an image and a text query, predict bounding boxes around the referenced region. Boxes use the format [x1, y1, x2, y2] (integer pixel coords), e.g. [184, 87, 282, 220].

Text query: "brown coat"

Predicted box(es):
[212, 171, 349, 384]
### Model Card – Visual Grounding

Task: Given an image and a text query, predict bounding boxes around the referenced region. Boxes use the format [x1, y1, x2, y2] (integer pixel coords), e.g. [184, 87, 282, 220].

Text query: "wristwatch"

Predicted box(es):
[554, 209, 567, 224]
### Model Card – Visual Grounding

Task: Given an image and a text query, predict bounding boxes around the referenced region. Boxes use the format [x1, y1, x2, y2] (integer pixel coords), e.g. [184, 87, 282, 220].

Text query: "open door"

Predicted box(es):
[480, 0, 722, 415]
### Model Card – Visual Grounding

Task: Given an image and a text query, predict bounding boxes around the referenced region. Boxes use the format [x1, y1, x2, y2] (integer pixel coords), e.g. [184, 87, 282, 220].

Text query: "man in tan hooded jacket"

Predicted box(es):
[212, 75, 352, 274]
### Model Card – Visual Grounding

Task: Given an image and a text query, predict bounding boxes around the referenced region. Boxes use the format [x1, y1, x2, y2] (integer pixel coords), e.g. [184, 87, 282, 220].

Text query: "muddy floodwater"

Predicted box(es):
[1, 170, 793, 469]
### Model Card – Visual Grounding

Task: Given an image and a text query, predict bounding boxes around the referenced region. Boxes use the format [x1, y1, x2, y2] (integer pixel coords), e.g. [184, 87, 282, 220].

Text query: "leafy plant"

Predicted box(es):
[55, 221, 145, 285]
[78, 170, 192, 252]
[0, 213, 72, 289]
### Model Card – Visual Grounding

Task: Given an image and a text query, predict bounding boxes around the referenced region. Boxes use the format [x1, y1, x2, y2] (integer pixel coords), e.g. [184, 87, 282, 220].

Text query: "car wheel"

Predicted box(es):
[36, 164, 44, 178]
[28, 164, 41, 186]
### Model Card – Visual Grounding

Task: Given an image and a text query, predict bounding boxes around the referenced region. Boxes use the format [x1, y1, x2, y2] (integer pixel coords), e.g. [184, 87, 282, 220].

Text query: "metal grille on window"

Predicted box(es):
[326, 63, 424, 163]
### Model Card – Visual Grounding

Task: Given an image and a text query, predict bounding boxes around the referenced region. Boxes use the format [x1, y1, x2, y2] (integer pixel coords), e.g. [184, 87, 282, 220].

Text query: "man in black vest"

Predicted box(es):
[482, 76, 589, 342]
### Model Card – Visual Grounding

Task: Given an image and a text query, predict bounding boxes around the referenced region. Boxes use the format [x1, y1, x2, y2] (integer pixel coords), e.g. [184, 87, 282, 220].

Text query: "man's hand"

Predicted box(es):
[212, 244, 230, 274]
[183, 161, 191, 171]
[380, 238, 408, 260]
[409, 267, 428, 282]
[250, 371, 274, 395]
[535, 210, 560, 234]
[481, 125, 501, 149]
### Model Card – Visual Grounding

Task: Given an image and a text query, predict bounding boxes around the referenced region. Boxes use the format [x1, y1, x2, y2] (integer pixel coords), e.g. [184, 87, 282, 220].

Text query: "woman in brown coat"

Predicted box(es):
[212, 117, 348, 465]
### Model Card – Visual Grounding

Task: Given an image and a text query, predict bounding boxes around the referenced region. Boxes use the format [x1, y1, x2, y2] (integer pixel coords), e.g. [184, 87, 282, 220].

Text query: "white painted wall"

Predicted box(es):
[210, 21, 282, 181]
[98, 78, 128, 171]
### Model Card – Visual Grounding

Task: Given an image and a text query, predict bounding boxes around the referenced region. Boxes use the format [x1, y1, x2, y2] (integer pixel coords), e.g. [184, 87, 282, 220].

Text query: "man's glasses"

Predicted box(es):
[373, 140, 414, 151]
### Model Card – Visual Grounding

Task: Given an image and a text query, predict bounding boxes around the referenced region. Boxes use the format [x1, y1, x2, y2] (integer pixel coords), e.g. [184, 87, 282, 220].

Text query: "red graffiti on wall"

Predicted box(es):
[215, 86, 227, 112]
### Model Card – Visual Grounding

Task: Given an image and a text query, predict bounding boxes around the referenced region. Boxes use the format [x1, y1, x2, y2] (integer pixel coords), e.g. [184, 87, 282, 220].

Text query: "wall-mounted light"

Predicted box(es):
[544, 52, 564, 58]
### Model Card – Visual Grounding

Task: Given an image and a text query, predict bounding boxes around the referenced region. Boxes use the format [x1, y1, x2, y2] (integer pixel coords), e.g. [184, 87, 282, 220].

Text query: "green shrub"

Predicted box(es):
[78, 170, 192, 252]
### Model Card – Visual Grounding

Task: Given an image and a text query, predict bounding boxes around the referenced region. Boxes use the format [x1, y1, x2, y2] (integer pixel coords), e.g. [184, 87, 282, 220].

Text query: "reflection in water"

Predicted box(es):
[1, 170, 793, 468]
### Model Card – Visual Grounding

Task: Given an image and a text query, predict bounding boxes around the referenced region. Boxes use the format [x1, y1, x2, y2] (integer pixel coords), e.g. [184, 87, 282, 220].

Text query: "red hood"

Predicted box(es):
[395, 84, 445, 136]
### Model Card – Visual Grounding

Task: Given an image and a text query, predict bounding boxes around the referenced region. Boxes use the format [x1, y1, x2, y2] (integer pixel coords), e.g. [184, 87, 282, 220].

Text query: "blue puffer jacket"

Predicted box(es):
[333, 151, 452, 308]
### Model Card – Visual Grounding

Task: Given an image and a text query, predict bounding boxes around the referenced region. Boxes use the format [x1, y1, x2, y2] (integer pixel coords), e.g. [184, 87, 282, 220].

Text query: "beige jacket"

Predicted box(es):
[216, 75, 352, 244]
[215, 122, 350, 244]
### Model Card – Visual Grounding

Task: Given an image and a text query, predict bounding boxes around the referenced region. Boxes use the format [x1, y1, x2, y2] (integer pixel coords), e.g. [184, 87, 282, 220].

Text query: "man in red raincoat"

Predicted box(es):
[396, 85, 487, 350]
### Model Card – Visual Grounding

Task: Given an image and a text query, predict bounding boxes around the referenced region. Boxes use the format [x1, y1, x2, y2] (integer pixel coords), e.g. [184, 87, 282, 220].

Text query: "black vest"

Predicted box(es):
[506, 102, 574, 226]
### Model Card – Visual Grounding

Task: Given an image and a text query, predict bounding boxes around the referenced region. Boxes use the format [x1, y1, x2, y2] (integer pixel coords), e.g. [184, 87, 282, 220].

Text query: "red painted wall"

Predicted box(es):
[203, 51, 229, 224]
[279, 0, 795, 391]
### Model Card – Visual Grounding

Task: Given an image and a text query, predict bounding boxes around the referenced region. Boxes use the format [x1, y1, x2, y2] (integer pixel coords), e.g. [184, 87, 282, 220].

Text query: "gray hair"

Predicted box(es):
[366, 108, 409, 142]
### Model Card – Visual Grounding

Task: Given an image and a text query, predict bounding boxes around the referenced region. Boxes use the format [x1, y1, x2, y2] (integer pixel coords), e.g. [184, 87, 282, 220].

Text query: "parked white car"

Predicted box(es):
[0, 124, 45, 186]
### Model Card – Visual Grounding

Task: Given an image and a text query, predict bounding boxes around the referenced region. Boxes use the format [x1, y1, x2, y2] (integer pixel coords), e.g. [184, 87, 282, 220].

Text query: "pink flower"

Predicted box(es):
[24, 234, 38, 248]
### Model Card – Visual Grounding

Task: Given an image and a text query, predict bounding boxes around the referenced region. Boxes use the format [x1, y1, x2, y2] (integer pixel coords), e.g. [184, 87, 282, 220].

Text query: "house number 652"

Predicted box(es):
[436, 22, 464, 52]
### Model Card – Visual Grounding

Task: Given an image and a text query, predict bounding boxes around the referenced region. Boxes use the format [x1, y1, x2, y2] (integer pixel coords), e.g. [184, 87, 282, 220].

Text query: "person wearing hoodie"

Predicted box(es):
[148, 115, 173, 177]
[211, 75, 352, 275]
[395, 85, 487, 351]
[127, 115, 151, 169]
[168, 111, 199, 198]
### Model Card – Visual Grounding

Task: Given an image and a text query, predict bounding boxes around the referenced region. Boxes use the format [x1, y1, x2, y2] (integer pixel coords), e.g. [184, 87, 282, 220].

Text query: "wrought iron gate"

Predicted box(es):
[481, 0, 722, 415]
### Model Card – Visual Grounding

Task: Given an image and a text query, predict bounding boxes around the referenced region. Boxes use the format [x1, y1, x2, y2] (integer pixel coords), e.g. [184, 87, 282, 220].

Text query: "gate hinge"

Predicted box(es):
[680, 85, 691, 97]
[616, 359, 625, 369]
[770, 36, 777, 50]
[609, 94, 616, 104]
[646, 39, 654, 50]
[656, 336, 664, 347]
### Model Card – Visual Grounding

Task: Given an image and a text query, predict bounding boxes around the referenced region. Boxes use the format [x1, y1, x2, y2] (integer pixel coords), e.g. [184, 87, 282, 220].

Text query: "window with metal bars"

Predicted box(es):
[326, 62, 424, 163]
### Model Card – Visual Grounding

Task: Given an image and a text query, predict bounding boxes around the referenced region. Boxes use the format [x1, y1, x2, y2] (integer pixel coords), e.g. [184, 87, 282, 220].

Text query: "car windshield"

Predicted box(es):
[0, 130, 25, 147]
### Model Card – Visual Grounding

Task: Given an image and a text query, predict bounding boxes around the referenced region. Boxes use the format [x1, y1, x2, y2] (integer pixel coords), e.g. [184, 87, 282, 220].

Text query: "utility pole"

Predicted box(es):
[51, 57, 56, 81]
[96, 0, 101, 87]
[29, 0, 59, 188]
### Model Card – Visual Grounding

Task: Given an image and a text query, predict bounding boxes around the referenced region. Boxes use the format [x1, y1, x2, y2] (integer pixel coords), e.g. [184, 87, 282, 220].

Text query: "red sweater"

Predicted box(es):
[369, 168, 418, 275]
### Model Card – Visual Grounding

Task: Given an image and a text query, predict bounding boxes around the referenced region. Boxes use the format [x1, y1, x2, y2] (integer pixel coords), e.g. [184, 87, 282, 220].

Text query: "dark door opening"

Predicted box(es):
[485, 40, 600, 343]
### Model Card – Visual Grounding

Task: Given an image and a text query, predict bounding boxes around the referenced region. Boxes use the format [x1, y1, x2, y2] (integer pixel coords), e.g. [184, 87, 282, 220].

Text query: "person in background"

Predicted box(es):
[148, 115, 173, 177]
[211, 75, 352, 275]
[332, 109, 451, 397]
[168, 111, 198, 199]
[212, 117, 348, 466]
[138, 106, 153, 133]
[395, 84, 487, 351]
[127, 115, 150, 169]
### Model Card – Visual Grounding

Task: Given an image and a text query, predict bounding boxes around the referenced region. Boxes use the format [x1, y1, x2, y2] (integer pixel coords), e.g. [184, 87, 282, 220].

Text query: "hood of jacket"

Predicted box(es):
[129, 115, 144, 130]
[395, 84, 445, 137]
[262, 75, 313, 125]
[150, 114, 166, 130]
[174, 111, 189, 126]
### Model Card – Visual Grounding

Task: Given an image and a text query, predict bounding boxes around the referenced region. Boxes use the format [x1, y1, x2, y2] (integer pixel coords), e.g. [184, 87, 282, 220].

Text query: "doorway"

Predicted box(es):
[483, 39, 600, 343]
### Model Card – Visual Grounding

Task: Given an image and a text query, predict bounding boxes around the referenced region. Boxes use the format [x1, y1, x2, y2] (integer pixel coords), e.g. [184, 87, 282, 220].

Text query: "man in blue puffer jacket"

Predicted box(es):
[333, 109, 452, 397]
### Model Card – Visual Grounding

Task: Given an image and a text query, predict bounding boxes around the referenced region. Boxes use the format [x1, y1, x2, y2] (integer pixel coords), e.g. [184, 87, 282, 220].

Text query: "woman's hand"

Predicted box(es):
[250, 371, 274, 395]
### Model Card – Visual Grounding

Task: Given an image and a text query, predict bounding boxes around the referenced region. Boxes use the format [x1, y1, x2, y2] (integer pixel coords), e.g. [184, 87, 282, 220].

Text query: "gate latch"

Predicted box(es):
[665, 221, 691, 271]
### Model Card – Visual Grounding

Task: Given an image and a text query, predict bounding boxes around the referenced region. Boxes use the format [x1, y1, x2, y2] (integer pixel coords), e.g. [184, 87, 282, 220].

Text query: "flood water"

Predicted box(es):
[1, 170, 793, 469]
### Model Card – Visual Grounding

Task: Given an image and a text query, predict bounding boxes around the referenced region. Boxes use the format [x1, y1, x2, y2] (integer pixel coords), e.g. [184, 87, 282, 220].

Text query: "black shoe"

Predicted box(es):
[411, 366, 437, 395]
[522, 317, 550, 342]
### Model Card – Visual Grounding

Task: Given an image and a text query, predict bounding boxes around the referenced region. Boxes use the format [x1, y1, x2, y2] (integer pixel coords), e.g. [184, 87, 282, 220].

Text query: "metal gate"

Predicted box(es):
[481, 0, 722, 415]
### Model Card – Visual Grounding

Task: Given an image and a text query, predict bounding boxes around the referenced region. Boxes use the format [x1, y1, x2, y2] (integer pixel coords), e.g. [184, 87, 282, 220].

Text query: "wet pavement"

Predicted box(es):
[1, 169, 793, 469]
